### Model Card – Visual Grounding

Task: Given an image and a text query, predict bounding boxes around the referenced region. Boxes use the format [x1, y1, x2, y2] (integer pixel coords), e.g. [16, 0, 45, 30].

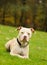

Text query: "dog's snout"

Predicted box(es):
[24, 36, 27, 39]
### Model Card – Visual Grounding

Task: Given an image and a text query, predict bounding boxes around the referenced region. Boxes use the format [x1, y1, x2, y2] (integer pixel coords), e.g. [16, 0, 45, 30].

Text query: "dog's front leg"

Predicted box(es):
[10, 52, 24, 58]
[22, 46, 29, 59]
[10, 52, 27, 58]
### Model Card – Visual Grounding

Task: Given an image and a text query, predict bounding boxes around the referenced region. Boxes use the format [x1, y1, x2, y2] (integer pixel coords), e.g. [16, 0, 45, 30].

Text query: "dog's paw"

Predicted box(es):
[22, 56, 29, 59]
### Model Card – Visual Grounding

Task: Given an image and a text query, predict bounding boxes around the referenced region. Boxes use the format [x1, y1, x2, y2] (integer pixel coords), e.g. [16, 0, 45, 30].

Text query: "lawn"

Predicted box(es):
[0, 24, 47, 65]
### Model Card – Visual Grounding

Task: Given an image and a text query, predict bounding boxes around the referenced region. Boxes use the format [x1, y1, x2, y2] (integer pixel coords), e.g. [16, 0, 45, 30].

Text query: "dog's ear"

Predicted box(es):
[30, 28, 35, 33]
[17, 26, 22, 30]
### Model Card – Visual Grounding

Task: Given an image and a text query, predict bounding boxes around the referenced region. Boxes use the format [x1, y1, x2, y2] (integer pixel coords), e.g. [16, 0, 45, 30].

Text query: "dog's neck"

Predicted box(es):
[17, 38, 29, 48]
[17, 38, 21, 46]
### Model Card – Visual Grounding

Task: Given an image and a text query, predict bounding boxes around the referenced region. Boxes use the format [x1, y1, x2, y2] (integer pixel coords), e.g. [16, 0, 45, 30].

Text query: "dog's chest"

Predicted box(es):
[16, 45, 25, 52]
[19, 47, 26, 56]
[15, 44, 27, 55]
[13, 39, 28, 55]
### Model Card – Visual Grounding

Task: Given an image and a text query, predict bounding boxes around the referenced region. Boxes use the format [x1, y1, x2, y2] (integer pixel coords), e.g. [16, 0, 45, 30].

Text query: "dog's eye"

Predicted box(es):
[27, 33, 30, 35]
[21, 32, 24, 34]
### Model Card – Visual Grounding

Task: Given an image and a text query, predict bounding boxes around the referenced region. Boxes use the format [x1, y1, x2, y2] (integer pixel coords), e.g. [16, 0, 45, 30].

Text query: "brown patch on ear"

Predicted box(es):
[31, 28, 35, 33]
[17, 26, 22, 30]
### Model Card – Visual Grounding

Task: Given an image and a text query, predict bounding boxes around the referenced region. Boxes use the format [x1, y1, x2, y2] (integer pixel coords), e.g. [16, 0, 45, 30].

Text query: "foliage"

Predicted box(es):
[34, 2, 46, 30]
[0, 0, 47, 31]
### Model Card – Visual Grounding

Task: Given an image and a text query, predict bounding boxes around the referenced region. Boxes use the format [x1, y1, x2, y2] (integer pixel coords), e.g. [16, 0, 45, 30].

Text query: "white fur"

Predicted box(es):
[5, 27, 33, 59]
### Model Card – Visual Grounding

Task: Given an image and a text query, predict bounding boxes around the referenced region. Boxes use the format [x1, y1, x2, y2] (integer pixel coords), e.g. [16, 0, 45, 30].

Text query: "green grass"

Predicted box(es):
[0, 24, 47, 65]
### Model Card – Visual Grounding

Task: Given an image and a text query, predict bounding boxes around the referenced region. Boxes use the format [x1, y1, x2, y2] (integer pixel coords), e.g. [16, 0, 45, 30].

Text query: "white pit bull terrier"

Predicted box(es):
[5, 27, 34, 59]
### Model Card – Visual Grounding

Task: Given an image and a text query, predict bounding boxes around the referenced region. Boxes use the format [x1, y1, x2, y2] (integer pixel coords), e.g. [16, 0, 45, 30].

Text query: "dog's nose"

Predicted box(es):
[24, 36, 27, 39]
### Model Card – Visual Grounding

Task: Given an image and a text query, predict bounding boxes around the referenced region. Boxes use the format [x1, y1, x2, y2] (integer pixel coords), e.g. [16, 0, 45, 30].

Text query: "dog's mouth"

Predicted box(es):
[20, 39, 28, 45]
[17, 38, 29, 48]
[21, 36, 28, 42]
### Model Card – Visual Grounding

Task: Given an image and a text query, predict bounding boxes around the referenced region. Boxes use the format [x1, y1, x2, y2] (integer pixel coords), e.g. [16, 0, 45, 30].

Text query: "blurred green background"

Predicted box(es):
[0, 0, 47, 31]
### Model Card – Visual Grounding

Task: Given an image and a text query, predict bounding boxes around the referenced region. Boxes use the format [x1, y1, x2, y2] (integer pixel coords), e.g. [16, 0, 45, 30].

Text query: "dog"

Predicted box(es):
[5, 26, 34, 59]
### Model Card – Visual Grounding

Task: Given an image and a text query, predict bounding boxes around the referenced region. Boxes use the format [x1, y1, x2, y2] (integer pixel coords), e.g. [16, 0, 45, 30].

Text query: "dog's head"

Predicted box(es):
[17, 26, 34, 43]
